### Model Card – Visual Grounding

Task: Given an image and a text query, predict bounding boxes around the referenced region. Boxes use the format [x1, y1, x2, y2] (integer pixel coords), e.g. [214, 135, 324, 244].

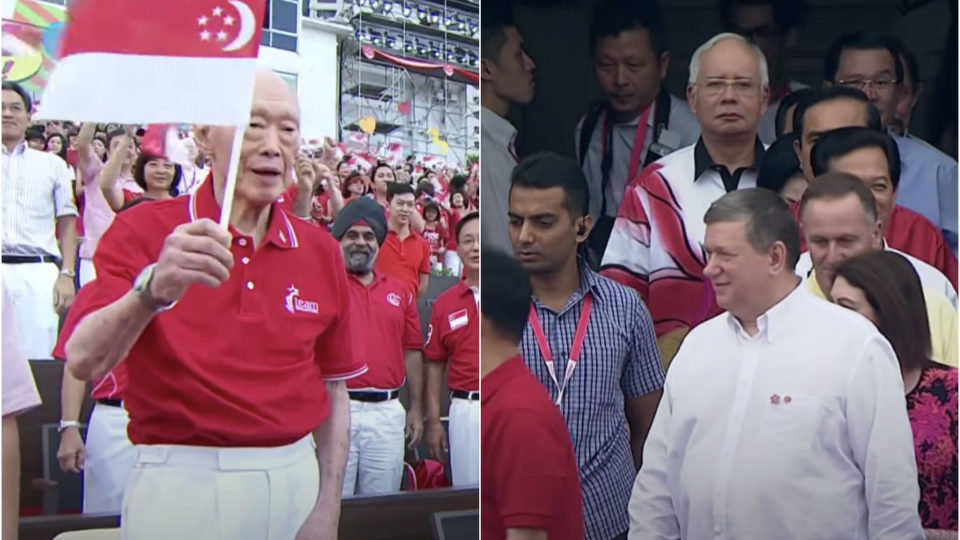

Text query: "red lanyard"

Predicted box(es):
[600, 103, 653, 182]
[528, 294, 593, 406]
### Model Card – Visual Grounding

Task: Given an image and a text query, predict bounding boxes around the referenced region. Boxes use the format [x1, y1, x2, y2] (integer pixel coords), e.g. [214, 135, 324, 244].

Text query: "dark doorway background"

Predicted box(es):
[502, 0, 958, 159]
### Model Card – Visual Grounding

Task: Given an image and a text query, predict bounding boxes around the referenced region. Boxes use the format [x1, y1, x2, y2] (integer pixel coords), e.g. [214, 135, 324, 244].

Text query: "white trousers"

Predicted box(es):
[342, 399, 406, 496]
[448, 397, 480, 486]
[78, 258, 97, 288]
[120, 435, 318, 540]
[443, 251, 463, 276]
[3, 262, 58, 359]
[83, 403, 135, 514]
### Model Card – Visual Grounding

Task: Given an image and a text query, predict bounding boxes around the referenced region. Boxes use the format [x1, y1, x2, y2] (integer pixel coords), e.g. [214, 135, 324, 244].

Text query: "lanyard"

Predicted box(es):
[599, 104, 652, 215]
[528, 293, 593, 406]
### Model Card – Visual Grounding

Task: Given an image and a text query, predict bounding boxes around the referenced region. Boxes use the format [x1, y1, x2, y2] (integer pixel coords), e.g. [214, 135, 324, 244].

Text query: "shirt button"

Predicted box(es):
[246, 281, 254, 290]
[241, 257, 250, 265]
[238, 238, 247, 247]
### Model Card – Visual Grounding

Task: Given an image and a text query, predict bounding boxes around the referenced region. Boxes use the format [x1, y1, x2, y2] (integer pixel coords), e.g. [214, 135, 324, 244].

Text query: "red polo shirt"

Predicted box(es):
[375, 229, 430, 297]
[56, 177, 367, 447]
[346, 273, 422, 390]
[481, 355, 584, 539]
[425, 281, 478, 392]
[885, 206, 958, 290]
[53, 333, 127, 401]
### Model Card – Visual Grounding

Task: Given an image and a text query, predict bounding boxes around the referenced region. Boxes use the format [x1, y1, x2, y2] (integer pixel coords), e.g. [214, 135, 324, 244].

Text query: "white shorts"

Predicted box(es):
[3, 262, 59, 359]
[83, 402, 135, 514]
[448, 396, 480, 486]
[120, 435, 318, 540]
[343, 398, 406, 496]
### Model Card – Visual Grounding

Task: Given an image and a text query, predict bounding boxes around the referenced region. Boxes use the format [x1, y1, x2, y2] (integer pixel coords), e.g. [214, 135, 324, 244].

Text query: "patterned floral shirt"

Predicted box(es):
[906, 362, 958, 530]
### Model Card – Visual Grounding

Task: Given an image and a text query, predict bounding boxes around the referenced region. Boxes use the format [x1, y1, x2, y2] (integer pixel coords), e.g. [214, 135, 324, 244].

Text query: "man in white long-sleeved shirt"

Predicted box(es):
[628, 187, 924, 540]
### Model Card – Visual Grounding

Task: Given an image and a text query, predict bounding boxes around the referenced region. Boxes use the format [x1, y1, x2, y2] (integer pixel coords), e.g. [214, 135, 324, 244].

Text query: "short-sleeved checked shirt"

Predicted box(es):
[521, 263, 665, 540]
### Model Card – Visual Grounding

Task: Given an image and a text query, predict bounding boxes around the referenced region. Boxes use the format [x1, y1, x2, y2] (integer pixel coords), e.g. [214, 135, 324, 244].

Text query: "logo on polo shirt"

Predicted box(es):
[284, 285, 319, 315]
[386, 292, 402, 307]
[448, 309, 469, 330]
[426, 324, 433, 345]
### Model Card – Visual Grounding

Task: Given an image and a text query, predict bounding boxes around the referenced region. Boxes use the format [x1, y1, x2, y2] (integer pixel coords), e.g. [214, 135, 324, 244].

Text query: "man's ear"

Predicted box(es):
[193, 125, 213, 156]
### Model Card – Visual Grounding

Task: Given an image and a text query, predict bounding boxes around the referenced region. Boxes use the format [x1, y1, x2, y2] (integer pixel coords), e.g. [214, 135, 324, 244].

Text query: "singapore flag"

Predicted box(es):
[35, 0, 266, 126]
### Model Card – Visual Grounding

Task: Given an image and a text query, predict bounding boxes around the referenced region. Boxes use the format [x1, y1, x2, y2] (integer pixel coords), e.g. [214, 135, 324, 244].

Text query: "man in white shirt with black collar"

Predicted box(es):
[575, 0, 700, 265]
[629, 187, 924, 540]
[600, 32, 769, 365]
[480, 7, 535, 256]
[2, 81, 79, 359]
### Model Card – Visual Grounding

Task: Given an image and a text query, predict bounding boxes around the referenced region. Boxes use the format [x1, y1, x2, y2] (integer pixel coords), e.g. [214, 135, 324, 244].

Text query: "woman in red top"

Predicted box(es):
[832, 251, 958, 535]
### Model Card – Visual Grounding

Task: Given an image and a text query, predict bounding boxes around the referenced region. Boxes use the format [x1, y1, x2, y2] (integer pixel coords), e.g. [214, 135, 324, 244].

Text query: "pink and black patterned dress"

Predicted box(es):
[906, 362, 958, 530]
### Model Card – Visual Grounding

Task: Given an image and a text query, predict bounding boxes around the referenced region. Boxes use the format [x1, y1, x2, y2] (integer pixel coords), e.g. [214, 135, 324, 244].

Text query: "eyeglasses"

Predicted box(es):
[834, 78, 899, 92]
[698, 79, 759, 97]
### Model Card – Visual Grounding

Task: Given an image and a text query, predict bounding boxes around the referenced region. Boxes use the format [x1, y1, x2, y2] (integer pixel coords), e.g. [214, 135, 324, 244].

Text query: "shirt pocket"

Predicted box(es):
[759, 393, 824, 448]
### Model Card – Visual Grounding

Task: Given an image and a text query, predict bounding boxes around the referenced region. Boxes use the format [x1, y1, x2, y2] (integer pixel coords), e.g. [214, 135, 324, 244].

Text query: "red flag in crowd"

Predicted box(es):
[35, 0, 267, 126]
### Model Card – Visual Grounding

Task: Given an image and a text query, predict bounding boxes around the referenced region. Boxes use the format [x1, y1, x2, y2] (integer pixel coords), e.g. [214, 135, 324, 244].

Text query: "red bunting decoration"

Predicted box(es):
[360, 45, 478, 84]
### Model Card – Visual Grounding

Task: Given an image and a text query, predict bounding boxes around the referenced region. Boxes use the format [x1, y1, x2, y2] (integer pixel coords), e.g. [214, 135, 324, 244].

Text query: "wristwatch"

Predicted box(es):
[133, 263, 177, 312]
[58, 420, 82, 432]
[59, 268, 76, 279]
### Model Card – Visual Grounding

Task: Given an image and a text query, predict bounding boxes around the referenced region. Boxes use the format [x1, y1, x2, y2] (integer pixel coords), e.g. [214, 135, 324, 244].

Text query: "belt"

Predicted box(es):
[96, 399, 123, 408]
[348, 390, 399, 402]
[451, 390, 480, 401]
[2, 254, 60, 265]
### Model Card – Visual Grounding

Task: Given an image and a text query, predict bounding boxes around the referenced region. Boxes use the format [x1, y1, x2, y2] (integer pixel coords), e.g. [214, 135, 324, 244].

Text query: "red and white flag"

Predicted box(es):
[35, 0, 266, 126]
[139, 124, 192, 167]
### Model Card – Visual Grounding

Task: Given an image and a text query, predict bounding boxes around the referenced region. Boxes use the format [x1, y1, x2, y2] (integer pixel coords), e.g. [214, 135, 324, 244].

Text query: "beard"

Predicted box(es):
[344, 247, 376, 274]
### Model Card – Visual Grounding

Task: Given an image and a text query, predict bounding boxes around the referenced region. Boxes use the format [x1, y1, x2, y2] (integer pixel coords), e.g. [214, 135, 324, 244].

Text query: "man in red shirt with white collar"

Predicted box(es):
[330, 198, 425, 496]
[375, 182, 431, 298]
[59, 70, 366, 540]
[425, 212, 480, 486]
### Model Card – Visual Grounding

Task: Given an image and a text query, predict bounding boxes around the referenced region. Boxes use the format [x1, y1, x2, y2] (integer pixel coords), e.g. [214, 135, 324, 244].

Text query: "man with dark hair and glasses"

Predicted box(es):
[823, 33, 957, 255]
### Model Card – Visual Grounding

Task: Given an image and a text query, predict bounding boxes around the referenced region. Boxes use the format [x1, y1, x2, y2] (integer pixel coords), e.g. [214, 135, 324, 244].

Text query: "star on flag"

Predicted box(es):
[200, 30, 211, 40]
[213, 6, 223, 16]
[217, 31, 227, 41]
[198, 15, 209, 25]
[224, 15, 235, 25]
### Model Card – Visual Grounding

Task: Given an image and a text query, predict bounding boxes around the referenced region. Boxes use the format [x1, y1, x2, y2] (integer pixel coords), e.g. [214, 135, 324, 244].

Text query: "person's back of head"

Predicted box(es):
[480, 249, 533, 350]
[810, 126, 900, 189]
[775, 87, 815, 136]
[833, 250, 931, 371]
[756, 134, 804, 202]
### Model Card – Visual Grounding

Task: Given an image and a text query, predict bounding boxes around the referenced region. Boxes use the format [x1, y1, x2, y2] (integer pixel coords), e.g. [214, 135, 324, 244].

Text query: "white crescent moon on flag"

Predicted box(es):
[223, 0, 256, 52]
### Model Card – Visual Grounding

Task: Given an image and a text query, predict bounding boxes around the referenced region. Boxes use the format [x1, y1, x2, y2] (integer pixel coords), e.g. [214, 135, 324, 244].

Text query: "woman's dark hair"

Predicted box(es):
[448, 174, 468, 193]
[415, 180, 435, 199]
[45, 133, 68, 162]
[834, 251, 931, 372]
[342, 172, 368, 197]
[133, 154, 181, 197]
[336, 158, 353, 174]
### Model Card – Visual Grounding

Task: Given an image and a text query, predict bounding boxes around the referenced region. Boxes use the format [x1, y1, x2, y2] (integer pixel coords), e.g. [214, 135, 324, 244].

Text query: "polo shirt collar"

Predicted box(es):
[481, 107, 517, 148]
[2, 140, 26, 156]
[187, 173, 300, 250]
[693, 136, 766, 181]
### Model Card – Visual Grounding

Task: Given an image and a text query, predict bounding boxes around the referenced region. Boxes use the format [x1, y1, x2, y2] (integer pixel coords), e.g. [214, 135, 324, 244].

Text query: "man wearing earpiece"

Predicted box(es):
[507, 152, 665, 540]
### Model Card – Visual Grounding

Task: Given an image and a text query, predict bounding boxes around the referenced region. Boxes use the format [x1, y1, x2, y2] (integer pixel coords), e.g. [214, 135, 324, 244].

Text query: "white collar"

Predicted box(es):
[481, 107, 517, 147]
[726, 281, 807, 341]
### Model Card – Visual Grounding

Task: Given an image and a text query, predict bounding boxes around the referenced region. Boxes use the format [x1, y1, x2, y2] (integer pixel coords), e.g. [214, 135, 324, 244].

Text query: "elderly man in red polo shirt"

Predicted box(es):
[374, 182, 431, 298]
[425, 211, 480, 486]
[330, 197, 425, 496]
[59, 69, 366, 540]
